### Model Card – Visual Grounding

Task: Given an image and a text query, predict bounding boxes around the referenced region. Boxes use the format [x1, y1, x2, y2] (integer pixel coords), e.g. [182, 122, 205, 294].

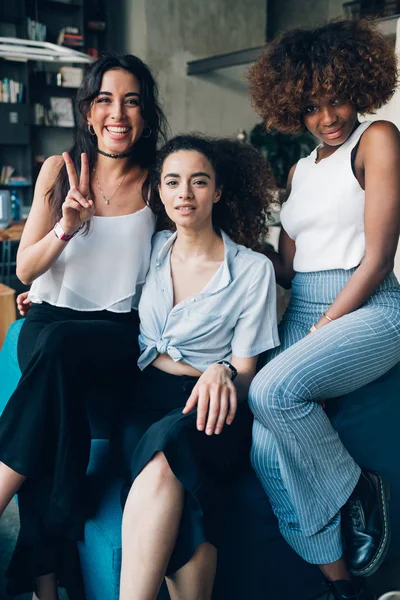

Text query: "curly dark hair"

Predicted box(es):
[248, 19, 398, 134]
[149, 134, 276, 251]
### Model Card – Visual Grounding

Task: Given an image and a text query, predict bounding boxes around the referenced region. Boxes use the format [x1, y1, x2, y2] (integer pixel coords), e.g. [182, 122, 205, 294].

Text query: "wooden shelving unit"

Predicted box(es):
[0, 0, 108, 209]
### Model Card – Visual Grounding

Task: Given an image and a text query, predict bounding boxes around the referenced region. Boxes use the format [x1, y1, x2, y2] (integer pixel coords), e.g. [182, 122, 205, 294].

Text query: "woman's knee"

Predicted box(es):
[136, 452, 177, 492]
[248, 368, 286, 421]
[249, 362, 311, 422]
[35, 321, 78, 358]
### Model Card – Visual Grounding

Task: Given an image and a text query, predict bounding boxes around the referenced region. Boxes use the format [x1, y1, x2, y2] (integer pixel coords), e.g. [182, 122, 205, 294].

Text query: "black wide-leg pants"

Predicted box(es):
[0, 302, 140, 595]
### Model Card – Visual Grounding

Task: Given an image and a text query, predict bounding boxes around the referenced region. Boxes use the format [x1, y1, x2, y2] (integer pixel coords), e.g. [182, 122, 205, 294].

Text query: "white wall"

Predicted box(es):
[268, 0, 344, 35]
[362, 18, 400, 278]
[118, 0, 266, 137]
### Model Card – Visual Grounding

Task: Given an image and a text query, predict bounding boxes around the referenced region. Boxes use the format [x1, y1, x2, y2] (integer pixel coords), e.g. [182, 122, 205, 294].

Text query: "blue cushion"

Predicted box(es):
[79, 440, 123, 600]
[0, 319, 23, 415]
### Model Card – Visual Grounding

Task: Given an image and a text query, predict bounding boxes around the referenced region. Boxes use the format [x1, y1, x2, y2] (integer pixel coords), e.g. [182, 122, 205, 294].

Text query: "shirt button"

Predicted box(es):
[190, 297, 195, 302]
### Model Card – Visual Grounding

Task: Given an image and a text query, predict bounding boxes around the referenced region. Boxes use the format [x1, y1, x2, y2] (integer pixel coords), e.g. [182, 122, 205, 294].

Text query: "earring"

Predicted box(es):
[88, 123, 96, 136]
[141, 126, 152, 139]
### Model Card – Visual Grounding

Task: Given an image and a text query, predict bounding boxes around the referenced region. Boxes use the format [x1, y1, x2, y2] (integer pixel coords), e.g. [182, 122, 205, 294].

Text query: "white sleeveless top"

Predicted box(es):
[280, 121, 372, 272]
[28, 205, 156, 312]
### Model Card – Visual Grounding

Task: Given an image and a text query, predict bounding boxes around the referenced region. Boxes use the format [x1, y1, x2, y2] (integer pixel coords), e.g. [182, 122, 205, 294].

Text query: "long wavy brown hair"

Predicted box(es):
[149, 135, 276, 251]
[248, 19, 398, 134]
[47, 53, 168, 230]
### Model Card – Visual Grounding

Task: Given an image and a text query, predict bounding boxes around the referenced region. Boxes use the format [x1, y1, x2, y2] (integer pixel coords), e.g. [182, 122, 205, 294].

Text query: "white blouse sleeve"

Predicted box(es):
[231, 256, 280, 358]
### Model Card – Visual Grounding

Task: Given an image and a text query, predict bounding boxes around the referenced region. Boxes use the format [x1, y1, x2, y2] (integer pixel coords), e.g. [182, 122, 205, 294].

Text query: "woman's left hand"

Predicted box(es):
[16, 291, 32, 316]
[313, 316, 331, 330]
[182, 363, 237, 435]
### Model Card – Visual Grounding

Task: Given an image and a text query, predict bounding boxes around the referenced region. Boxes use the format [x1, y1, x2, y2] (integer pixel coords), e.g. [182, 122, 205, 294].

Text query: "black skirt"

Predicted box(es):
[118, 366, 253, 576]
[0, 302, 140, 596]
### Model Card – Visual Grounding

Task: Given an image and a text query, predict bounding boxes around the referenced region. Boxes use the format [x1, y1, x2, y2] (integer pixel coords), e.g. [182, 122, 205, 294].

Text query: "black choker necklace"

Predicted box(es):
[98, 148, 132, 159]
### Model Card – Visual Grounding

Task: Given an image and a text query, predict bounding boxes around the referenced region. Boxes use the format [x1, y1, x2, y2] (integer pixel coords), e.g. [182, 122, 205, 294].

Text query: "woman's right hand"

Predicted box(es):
[61, 152, 95, 234]
[17, 291, 32, 316]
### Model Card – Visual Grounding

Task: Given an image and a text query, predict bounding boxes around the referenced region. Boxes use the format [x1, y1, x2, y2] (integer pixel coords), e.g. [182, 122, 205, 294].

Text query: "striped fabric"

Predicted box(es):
[249, 269, 400, 564]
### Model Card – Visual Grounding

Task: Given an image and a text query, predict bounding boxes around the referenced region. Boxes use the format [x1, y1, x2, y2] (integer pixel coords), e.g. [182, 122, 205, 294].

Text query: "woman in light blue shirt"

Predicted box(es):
[118, 135, 279, 600]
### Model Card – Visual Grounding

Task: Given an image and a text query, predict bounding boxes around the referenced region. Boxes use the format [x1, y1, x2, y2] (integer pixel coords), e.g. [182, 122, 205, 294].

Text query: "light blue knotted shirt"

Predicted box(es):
[138, 230, 280, 372]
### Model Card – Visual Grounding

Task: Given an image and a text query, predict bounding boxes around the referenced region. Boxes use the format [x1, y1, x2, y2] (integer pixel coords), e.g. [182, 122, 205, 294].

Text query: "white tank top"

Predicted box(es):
[28, 206, 156, 312]
[280, 121, 372, 272]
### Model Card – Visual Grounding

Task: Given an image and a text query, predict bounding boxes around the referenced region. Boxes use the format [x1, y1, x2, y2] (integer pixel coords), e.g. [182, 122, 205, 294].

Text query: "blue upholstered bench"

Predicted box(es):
[1, 319, 399, 600]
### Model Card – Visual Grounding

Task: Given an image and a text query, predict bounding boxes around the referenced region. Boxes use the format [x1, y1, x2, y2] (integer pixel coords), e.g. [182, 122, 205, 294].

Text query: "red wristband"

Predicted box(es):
[53, 221, 79, 241]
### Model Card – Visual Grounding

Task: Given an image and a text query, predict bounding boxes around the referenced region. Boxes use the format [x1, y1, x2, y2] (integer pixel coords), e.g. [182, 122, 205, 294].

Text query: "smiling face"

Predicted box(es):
[87, 68, 145, 154]
[303, 98, 359, 147]
[159, 150, 222, 231]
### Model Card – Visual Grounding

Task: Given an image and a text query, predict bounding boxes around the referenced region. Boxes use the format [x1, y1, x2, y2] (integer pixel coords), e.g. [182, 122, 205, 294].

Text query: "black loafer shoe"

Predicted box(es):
[326, 579, 375, 599]
[342, 470, 390, 577]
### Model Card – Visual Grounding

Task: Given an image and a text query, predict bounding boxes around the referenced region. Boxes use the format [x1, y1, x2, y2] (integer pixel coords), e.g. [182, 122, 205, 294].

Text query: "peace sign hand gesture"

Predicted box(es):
[61, 152, 95, 234]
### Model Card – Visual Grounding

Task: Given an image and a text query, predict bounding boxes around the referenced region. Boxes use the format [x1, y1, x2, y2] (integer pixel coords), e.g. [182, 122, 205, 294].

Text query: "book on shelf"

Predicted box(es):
[0, 165, 15, 185]
[0, 79, 25, 103]
[7, 176, 30, 186]
[27, 17, 47, 42]
[58, 27, 84, 47]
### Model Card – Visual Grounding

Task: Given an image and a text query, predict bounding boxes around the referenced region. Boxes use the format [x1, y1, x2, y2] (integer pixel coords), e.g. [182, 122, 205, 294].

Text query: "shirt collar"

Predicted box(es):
[155, 229, 239, 295]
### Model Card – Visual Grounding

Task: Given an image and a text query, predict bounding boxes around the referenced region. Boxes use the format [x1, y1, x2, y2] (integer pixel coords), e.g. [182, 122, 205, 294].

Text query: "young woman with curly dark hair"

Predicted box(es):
[247, 19, 400, 600]
[117, 135, 279, 600]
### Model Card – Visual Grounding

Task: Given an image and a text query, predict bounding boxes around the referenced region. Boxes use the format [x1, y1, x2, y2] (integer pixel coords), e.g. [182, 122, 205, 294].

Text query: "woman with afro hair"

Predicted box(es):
[247, 19, 400, 600]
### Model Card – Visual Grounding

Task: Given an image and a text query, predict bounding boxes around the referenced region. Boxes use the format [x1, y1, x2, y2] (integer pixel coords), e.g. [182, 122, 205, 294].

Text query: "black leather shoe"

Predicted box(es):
[342, 470, 390, 577]
[326, 579, 375, 599]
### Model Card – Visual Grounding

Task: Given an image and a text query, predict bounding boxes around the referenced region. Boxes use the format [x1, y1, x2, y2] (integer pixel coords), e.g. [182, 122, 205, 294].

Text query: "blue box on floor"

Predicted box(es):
[1, 319, 399, 600]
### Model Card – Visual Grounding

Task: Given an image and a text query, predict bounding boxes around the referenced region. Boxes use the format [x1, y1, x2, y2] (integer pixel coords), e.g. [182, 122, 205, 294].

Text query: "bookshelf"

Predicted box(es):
[0, 0, 109, 211]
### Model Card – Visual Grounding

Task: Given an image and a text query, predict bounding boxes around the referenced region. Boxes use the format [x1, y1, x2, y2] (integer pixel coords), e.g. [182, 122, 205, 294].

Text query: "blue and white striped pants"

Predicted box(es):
[249, 269, 400, 564]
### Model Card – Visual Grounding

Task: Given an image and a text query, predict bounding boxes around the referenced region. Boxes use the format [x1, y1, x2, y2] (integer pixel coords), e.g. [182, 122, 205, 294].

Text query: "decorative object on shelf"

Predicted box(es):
[49, 97, 75, 127]
[59, 66, 84, 88]
[10, 189, 21, 222]
[250, 123, 315, 189]
[0, 190, 11, 228]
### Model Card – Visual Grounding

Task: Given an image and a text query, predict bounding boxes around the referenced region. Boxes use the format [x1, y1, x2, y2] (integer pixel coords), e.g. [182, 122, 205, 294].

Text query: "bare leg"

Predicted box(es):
[0, 461, 26, 516]
[319, 557, 352, 581]
[119, 452, 184, 600]
[166, 542, 217, 600]
[33, 574, 59, 600]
